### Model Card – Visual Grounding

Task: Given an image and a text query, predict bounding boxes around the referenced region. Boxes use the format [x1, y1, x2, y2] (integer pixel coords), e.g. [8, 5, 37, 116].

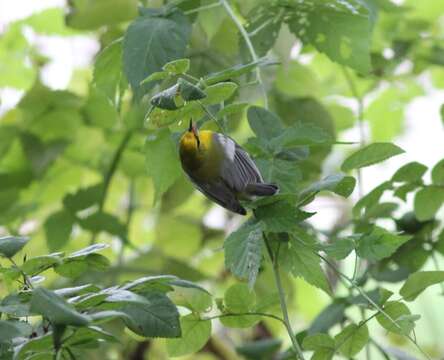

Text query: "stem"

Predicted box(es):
[342, 66, 365, 198]
[91, 131, 132, 244]
[318, 253, 432, 360]
[184, 2, 221, 15]
[220, 0, 268, 109]
[264, 235, 305, 360]
[204, 312, 285, 325]
[9, 258, 33, 289]
[197, 100, 225, 133]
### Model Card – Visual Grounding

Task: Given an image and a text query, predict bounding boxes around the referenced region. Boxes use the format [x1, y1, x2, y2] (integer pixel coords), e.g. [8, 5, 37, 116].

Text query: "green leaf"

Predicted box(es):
[121, 292, 180, 338]
[376, 301, 413, 335]
[166, 314, 211, 357]
[300, 174, 356, 198]
[286, 0, 373, 73]
[201, 82, 238, 105]
[400, 271, 444, 301]
[269, 123, 334, 149]
[247, 106, 284, 141]
[0, 236, 29, 258]
[255, 158, 302, 193]
[334, 323, 369, 357]
[123, 8, 191, 97]
[356, 227, 411, 261]
[303, 333, 335, 351]
[276, 62, 321, 98]
[353, 181, 392, 217]
[236, 339, 282, 360]
[341, 143, 405, 171]
[392, 161, 428, 182]
[78, 212, 127, 241]
[282, 234, 330, 294]
[216, 102, 249, 119]
[93, 39, 124, 104]
[30, 288, 90, 326]
[145, 128, 182, 202]
[224, 220, 263, 288]
[308, 300, 348, 334]
[414, 186, 444, 221]
[44, 210, 74, 251]
[62, 184, 103, 214]
[224, 283, 256, 313]
[432, 159, 444, 185]
[169, 287, 212, 313]
[163, 58, 190, 75]
[68, 244, 109, 258]
[66, 0, 137, 30]
[21, 253, 63, 276]
[321, 238, 356, 260]
[150, 84, 182, 110]
[140, 71, 168, 85]
[255, 201, 299, 233]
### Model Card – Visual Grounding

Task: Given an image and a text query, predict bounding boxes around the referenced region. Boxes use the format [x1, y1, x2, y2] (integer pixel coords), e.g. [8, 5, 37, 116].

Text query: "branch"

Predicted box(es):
[220, 0, 268, 109]
[264, 235, 306, 360]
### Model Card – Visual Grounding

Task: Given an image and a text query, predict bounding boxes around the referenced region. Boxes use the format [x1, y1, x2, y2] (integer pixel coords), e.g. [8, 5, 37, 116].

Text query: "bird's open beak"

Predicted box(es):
[188, 119, 193, 132]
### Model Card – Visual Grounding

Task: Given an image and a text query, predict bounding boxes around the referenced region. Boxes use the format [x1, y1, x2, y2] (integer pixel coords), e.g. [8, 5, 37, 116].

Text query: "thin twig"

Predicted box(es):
[9, 258, 33, 289]
[220, 0, 268, 109]
[264, 235, 306, 360]
[203, 312, 285, 325]
[184, 2, 221, 15]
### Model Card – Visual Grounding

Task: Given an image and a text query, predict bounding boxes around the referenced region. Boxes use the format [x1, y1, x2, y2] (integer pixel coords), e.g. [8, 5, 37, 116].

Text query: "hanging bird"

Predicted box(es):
[179, 120, 279, 215]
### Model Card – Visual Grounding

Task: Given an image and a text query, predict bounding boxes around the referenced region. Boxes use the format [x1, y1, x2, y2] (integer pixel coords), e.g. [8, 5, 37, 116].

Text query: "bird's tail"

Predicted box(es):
[245, 183, 279, 196]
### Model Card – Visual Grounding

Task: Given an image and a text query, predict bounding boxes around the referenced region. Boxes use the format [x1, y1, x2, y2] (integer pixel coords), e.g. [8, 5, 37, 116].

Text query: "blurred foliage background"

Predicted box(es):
[1, 0, 444, 359]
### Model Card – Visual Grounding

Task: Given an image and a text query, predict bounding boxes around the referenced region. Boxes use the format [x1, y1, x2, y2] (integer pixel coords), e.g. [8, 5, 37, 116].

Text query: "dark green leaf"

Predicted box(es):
[0, 236, 29, 258]
[21, 253, 63, 276]
[321, 238, 356, 260]
[308, 300, 347, 334]
[236, 339, 282, 360]
[414, 186, 444, 221]
[62, 184, 103, 213]
[255, 201, 299, 232]
[356, 227, 411, 261]
[78, 212, 127, 240]
[400, 271, 444, 301]
[150, 84, 182, 110]
[44, 210, 74, 251]
[247, 106, 284, 141]
[269, 123, 334, 149]
[123, 8, 191, 97]
[30, 288, 90, 326]
[342, 143, 405, 171]
[376, 301, 413, 335]
[286, 0, 373, 73]
[255, 158, 302, 193]
[353, 181, 392, 217]
[177, 78, 206, 101]
[224, 220, 263, 288]
[121, 292, 180, 338]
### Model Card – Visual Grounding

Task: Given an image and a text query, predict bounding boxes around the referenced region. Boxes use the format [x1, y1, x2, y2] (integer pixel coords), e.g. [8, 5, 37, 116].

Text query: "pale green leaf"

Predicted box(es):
[400, 271, 444, 301]
[414, 186, 444, 221]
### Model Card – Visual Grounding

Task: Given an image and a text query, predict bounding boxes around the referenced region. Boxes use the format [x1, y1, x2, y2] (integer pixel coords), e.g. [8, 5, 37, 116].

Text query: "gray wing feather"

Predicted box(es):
[214, 134, 263, 192]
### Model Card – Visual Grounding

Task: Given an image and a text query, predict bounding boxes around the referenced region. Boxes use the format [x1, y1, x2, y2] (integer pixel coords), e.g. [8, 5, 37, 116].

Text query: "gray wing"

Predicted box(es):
[186, 174, 246, 215]
[214, 134, 263, 192]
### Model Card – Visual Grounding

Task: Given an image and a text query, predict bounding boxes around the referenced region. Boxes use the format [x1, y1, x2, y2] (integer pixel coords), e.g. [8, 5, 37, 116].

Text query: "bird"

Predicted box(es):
[179, 120, 279, 215]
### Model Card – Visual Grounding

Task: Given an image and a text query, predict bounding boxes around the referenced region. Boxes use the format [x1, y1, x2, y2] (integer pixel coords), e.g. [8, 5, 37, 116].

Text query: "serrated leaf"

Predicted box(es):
[392, 161, 428, 182]
[123, 8, 191, 97]
[400, 271, 444, 301]
[321, 238, 356, 260]
[30, 288, 90, 326]
[145, 128, 182, 202]
[376, 301, 412, 335]
[121, 292, 180, 338]
[414, 186, 444, 221]
[286, 0, 373, 73]
[247, 106, 284, 141]
[255, 201, 299, 232]
[255, 158, 302, 193]
[342, 143, 405, 171]
[166, 314, 211, 357]
[334, 323, 369, 357]
[356, 227, 411, 261]
[282, 235, 330, 294]
[0, 236, 29, 258]
[162, 58, 190, 74]
[93, 39, 124, 104]
[224, 220, 263, 288]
